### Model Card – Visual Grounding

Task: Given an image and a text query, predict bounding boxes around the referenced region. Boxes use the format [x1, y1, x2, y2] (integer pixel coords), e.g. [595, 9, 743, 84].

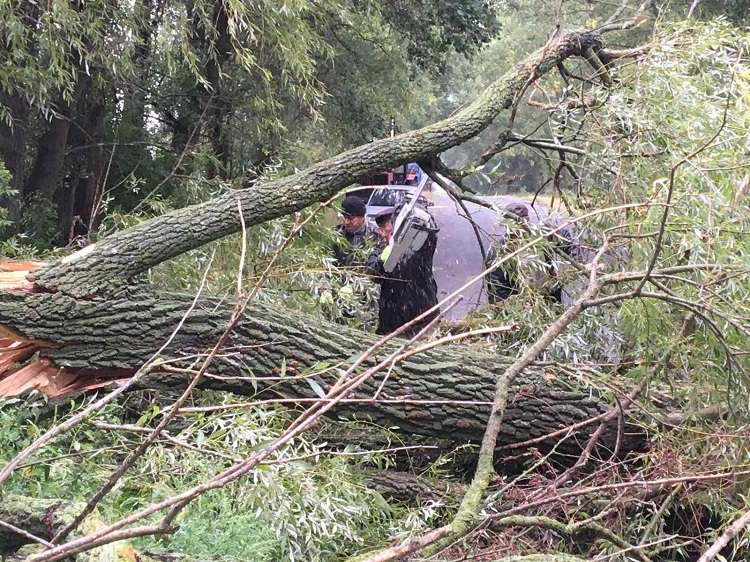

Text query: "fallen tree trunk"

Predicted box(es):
[0, 286, 646, 458]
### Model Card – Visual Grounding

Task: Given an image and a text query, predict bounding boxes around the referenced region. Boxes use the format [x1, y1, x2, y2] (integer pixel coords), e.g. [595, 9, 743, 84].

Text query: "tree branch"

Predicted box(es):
[30, 29, 608, 297]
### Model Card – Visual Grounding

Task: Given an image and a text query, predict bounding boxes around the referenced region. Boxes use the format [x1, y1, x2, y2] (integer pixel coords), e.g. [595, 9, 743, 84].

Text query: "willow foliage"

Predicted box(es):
[580, 20, 750, 414]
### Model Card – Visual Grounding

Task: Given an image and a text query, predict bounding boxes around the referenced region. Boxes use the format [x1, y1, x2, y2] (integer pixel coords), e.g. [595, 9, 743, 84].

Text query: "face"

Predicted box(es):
[376, 218, 393, 238]
[341, 214, 365, 233]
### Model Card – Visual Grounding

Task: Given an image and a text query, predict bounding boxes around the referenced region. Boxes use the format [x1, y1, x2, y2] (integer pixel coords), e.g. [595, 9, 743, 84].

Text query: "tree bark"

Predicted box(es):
[23, 70, 90, 204]
[204, 0, 233, 180]
[59, 83, 106, 244]
[0, 90, 30, 224]
[0, 495, 152, 561]
[0, 0, 38, 226]
[0, 496, 98, 555]
[365, 471, 465, 505]
[29, 29, 605, 297]
[0, 286, 645, 459]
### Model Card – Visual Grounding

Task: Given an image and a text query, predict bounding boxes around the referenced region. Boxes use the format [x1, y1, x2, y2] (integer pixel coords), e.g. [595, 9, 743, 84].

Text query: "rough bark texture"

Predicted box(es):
[23, 71, 90, 204]
[30, 29, 604, 297]
[0, 495, 77, 553]
[0, 90, 29, 223]
[204, 0, 233, 180]
[365, 471, 465, 505]
[0, 0, 37, 223]
[0, 495, 147, 561]
[59, 82, 106, 243]
[0, 287, 644, 458]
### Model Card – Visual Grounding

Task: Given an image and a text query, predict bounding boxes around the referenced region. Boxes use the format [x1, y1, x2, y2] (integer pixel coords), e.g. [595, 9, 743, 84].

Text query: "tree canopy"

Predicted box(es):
[0, 0, 501, 247]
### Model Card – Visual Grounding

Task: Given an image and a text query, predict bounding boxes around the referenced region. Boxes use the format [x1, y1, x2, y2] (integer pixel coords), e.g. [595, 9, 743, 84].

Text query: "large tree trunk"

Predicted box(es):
[0, 0, 38, 227]
[23, 71, 90, 204]
[60, 83, 106, 243]
[0, 286, 644, 459]
[0, 90, 30, 225]
[204, 0, 233, 180]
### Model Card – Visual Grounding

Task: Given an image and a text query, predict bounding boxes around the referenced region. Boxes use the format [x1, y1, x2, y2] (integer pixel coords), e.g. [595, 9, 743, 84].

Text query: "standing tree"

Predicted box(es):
[0, 0, 500, 246]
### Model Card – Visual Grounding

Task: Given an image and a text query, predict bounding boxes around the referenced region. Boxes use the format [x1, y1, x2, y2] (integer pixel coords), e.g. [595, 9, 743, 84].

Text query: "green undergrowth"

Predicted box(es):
[0, 393, 443, 561]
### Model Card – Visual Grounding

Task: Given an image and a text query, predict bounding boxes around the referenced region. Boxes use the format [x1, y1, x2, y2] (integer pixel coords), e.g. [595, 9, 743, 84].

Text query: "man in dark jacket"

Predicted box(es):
[332, 195, 379, 267]
[486, 202, 578, 304]
[367, 205, 440, 337]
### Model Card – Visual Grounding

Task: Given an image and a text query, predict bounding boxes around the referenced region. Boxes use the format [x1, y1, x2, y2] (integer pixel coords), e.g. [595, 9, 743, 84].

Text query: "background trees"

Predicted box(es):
[0, 0, 499, 247]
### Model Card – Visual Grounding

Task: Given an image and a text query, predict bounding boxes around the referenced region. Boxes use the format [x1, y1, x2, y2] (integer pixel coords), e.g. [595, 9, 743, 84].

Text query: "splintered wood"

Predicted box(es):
[0, 341, 75, 397]
[0, 260, 132, 398]
[0, 259, 46, 290]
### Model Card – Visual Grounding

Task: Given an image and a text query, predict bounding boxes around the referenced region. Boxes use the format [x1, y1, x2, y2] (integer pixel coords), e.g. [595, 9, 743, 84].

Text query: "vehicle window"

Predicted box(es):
[346, 188, 375, 203]
[368, 189, 409, 207]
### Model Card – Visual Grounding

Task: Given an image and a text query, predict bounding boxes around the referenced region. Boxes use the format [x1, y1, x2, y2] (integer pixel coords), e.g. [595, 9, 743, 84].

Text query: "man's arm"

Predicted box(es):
[485, 244, 518, 303]
[366, 242, 387, 282]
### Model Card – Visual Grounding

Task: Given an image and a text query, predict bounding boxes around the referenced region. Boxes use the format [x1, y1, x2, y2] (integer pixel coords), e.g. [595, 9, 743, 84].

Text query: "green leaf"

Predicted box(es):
[306, 377, 326, 398]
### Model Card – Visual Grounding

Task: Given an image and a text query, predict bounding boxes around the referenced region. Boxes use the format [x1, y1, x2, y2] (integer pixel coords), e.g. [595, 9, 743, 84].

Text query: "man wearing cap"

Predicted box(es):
[332, 195, 379, 267]
[486, 202, 578, 304]
[366, 204, 439, 337]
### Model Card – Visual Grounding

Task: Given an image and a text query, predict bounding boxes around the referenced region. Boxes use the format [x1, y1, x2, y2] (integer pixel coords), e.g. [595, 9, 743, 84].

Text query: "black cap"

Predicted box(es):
[340, 195, 366, 217]
[504, 202, 529, 220]
[374, 207, 394, 226]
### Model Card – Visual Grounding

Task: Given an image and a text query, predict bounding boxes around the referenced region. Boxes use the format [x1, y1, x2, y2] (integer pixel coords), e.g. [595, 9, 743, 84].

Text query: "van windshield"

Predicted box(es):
[368, 189, 411, 207]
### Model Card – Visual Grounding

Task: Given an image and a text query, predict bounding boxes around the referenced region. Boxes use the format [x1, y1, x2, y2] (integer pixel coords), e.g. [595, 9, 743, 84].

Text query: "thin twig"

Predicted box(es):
[697, 505, 750, 562]
[0, 518, 54, 548]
